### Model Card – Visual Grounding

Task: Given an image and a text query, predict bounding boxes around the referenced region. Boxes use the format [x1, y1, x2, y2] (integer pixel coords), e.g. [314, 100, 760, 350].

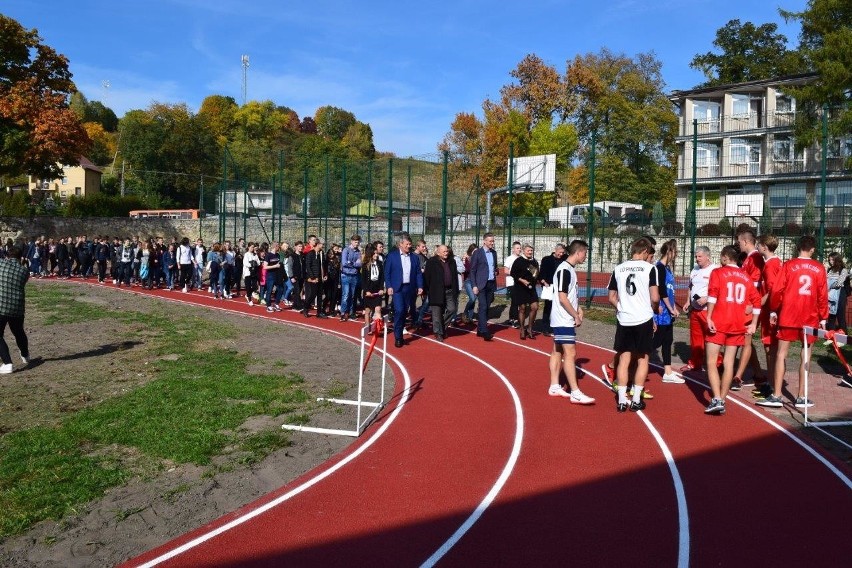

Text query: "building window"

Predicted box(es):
[768, 184, 806, 208]
[693, 100, 721, 133]
[820, 181, 852, 207]
[75, 188, 81, 196]
[694, 189, 720, 209]
[730, 138, 748, 164]
[61, 177, 68, 185]
[697, 142, 720, 177]
[731, 94, 750, 117]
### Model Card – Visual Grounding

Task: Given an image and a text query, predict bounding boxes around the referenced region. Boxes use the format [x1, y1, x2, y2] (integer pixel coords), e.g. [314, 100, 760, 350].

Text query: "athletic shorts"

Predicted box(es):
[706, 331, 745, 347]
[613, 318, 655, 354]
[759, 312, 776, 345]
[776, 326, 816, 344]
[552, 326, 576, 345]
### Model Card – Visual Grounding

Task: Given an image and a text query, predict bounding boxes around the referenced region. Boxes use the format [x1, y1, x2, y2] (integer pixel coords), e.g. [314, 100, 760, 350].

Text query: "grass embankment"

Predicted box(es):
[0, 286, 312, 538]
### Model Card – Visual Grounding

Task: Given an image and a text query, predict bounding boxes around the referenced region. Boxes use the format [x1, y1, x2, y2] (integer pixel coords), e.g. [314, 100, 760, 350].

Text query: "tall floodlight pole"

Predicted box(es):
[241, 55, 249, 106]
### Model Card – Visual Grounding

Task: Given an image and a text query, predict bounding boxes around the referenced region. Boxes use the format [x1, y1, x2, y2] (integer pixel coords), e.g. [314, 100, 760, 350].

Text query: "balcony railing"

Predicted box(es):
[680, 110, 799, 137]
[676, 156, 823, 180]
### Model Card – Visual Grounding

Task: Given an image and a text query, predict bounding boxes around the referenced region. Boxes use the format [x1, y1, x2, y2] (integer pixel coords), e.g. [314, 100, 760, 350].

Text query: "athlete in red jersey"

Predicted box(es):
[756, 234, 782, 386]
[732, 229, 765, 391]
[704, 246, 762, 414]
[757, 235, 829, 409]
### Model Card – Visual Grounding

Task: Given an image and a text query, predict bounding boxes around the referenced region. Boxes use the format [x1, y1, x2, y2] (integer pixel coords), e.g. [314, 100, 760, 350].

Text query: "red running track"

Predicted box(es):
[45, 281, 851, 567]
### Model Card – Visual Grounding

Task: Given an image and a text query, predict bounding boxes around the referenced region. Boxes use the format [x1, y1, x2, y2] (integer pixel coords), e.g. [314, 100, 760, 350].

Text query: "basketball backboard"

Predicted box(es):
[724, 187, 764, 218]
[508, 154, 556, 191]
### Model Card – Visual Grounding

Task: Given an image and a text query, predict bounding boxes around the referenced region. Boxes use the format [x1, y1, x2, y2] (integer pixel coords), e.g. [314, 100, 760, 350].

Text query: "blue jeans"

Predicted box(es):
[265, 278, 284, 306]
[283, 279, 294, 302]
[463, 279, 476, 319]
[476, 280, 496, 334]
[340, 273, 359, 316]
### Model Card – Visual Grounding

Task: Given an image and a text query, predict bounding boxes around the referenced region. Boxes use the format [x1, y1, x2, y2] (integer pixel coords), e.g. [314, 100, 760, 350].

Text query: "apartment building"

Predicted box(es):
[27, 156, 103, 200]
[670, 73, 852, 230]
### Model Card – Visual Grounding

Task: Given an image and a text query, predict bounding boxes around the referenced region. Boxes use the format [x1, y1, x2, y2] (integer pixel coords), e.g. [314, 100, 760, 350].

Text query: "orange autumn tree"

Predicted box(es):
[0, 15, 90, 179]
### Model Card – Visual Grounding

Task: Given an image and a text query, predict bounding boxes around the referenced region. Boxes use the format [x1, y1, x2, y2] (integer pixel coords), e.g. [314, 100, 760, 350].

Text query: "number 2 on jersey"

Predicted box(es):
[798, 274, 812, 296]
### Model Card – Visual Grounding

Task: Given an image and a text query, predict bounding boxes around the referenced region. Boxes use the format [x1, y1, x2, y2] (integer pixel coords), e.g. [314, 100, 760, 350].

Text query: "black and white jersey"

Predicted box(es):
[608, 259, 658, 326]
[550, 260, 579, 327]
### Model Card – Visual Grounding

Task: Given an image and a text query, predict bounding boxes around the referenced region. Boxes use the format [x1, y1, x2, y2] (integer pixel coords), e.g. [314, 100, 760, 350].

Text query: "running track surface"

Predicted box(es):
[47, 281, 850, 567]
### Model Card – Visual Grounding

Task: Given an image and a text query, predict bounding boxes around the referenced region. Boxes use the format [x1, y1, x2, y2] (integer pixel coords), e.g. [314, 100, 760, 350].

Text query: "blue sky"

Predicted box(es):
[5, 0, 806, 157]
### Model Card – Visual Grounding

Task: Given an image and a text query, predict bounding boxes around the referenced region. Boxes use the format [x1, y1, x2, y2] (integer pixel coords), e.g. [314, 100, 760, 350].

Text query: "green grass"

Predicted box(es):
[0, 284, 319, 538]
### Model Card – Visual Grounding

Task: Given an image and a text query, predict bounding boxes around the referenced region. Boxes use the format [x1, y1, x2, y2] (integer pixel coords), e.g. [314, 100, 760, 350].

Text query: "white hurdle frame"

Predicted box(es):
[282, 317, 389, 437]
[802, 326, 852, 432]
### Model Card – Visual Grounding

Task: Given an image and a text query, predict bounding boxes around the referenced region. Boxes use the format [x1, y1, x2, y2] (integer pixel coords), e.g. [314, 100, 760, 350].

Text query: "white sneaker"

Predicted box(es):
[662, 373, 685, 384]
[20, 356, 28, 366]
[112, 279, 118, 285]
[0, 363, 12, 374]
[182, 286, 188, 293]
[570, 390, 596, 405]
[548, 385, 571, 398]
[248, 300, 254, 307]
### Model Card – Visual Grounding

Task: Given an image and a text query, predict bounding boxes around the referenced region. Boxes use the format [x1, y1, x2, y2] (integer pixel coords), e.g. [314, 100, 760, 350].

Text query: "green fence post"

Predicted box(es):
[342, 162, 347, 243]
[507, 143, 515, 256]
[387, 158, 393, 247]
[323, 154, 330, 244]
[690, 118, 698, 262]
[474, 175, 481, 244]
[406, 164, 412, 236]
[367, 160, 373, 243]
[302, 166, 308, 242]
[819, 103, 828, 261]
[585, 129, 596, 309]
[441, 150, 449, 243]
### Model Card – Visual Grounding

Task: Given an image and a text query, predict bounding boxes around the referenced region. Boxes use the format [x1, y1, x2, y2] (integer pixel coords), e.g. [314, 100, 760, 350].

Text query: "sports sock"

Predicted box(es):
[617, 386, 627, 404]
[632, 385, 644, 403]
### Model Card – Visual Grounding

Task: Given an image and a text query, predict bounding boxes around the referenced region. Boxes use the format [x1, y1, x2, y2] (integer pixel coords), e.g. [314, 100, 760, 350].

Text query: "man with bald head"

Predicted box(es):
[424, 244, 459, 342]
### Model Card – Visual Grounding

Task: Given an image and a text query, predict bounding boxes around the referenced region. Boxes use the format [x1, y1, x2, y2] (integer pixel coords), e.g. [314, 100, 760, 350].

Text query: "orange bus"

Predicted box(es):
[129, 209, 202, 220]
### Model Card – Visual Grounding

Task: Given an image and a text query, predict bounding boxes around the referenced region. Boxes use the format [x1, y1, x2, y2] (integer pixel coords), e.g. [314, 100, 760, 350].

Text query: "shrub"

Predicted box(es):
[697, 223, 722, 236]
[65, 194, 147, 217]
[662, 220, 683, 235]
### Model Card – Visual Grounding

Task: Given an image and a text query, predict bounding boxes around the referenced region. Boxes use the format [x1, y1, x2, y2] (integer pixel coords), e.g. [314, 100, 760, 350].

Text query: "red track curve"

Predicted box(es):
[38, 281, 851, 567]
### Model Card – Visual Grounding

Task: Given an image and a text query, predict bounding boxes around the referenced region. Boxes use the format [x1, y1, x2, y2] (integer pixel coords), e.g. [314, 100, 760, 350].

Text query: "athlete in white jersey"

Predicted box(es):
[547, 240, 595, 404]
[607, 238, 660, 412]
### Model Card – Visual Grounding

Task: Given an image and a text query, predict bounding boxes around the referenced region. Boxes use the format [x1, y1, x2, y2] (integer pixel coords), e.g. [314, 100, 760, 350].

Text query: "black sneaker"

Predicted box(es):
[616, 402, 628, 413]
[630, 400, 646, 412]
[730, 378, 742, 391]
[704, 398, 726, 414]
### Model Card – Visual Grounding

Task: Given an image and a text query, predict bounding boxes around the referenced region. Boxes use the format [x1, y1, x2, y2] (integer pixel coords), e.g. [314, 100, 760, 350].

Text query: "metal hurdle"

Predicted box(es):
[802, 327, 852, 445]
[282, 317, 389, 437]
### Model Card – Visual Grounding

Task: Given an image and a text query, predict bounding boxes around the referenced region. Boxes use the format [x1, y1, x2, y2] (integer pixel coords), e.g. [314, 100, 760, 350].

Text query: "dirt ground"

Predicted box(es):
[0, 281, 388, 568]
[0, 283, 848, 567]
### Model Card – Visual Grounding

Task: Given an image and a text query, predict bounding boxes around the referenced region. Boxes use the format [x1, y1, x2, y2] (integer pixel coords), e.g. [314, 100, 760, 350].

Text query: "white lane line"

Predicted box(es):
[73, 286, 415, 567]
[574, 337, 852, 490]
[104, 287, 523, 567]
[418, 335, 524, 568]
[446, 326, 690, 568]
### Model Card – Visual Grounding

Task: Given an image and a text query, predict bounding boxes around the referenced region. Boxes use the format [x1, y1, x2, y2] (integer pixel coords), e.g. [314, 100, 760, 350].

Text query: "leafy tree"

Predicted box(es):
[500, 54, 572, 124]
[118, 103, 218, 206]
[781, 0, 852, 149]
[0, 15, 91, 179]
[315, 106, 357, 141]
[299, 116, 318, 134]
[564, 49, 677, 208]
[82, 122, 116, 166]
[690, 19, 802, 87]
[198, 95, 238, 145]
[71, 92, 119, 132]
[342, 122, 376, 159]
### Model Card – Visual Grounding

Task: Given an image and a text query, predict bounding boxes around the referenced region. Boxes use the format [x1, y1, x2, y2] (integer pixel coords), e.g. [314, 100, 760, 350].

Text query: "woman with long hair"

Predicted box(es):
[461, 243, 478, 325]
[827, 251, 849, 334]
[653, 239, 683, 382]
[510, 244, 540, 340]
[206, 243, 223, 299]
[360, 243, 385, 325]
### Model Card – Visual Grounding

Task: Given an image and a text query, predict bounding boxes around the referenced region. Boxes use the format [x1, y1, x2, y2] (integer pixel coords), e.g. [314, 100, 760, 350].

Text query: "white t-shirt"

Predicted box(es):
[177, 244, 193, 265]
[608, 259, 658, 326]
[689, 263, 719, 311]
[550, 260, 579, 328]
[504, 253, 519, 287]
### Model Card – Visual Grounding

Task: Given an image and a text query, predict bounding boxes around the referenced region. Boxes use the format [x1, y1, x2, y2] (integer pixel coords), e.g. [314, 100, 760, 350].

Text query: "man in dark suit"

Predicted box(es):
[384, 234, 423, 347]
[468, 233, 498, 340]
[423, 244, 459, 342]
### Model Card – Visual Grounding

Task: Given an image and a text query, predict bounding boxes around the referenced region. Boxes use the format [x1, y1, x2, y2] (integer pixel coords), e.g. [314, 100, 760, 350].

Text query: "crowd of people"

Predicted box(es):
[14, 229, 850, 414]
